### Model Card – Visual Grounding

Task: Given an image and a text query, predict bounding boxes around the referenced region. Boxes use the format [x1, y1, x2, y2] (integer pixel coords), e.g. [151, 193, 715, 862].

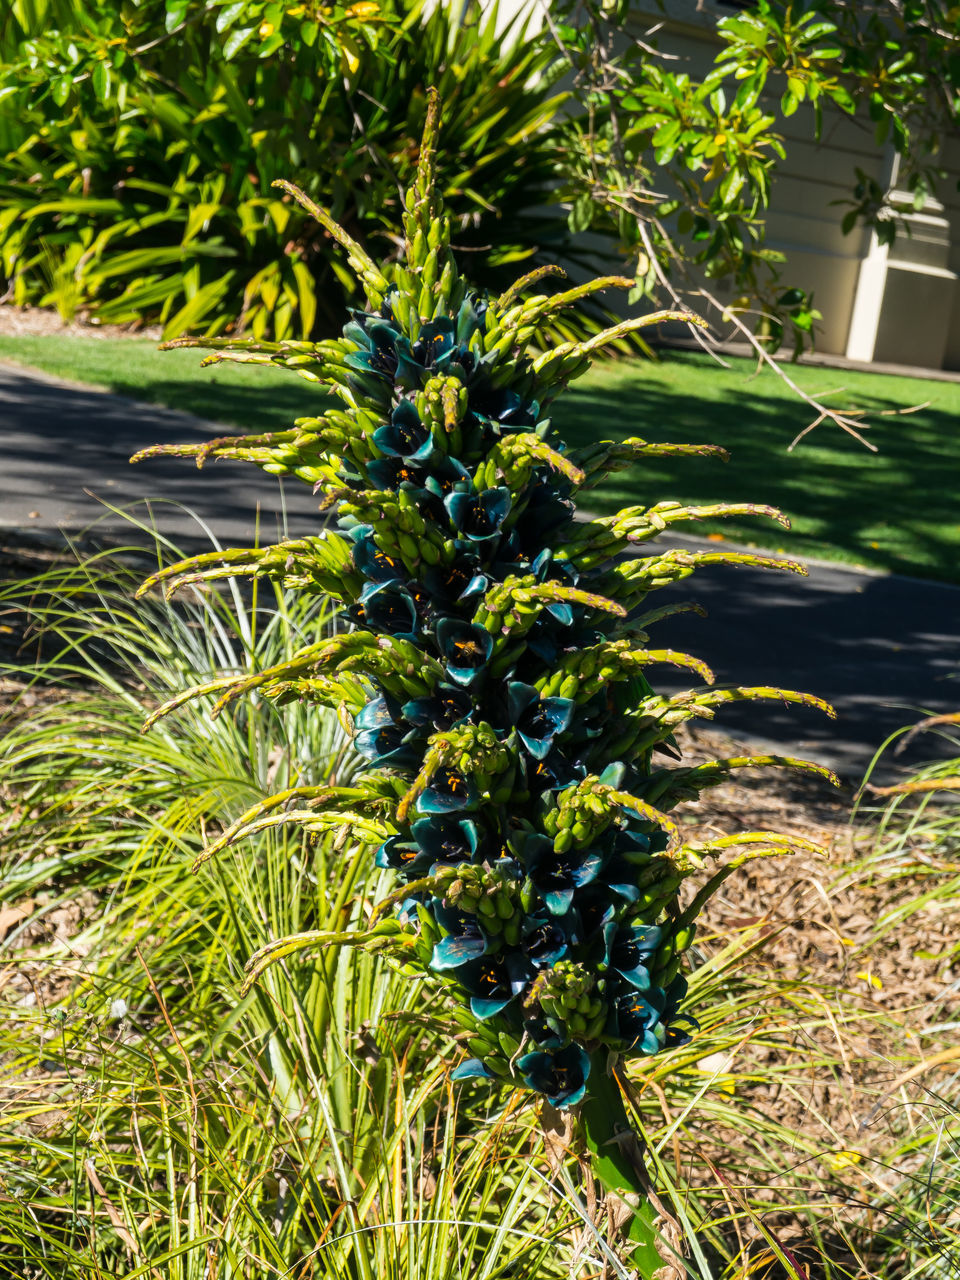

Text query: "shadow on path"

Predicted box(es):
[0, 367, 322, 545]
[647, 538, 960, 782]
[553, 354, 960, 582]
[2, 361, 958, 783]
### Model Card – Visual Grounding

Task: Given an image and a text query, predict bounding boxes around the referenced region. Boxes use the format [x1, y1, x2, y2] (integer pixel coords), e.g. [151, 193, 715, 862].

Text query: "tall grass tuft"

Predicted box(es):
[0, 542, 593, 1279]
[3, 543, 957, 1276]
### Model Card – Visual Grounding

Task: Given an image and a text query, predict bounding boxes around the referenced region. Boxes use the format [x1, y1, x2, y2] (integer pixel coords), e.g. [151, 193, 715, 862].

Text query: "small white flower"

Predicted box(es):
[109, 998, 128, 1020]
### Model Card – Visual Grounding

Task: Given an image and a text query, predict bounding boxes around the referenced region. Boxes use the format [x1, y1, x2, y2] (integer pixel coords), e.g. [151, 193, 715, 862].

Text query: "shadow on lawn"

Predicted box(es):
[82, 366, 330, 433]
[56, 349, 960, 585]
[552, 361, 960, 583]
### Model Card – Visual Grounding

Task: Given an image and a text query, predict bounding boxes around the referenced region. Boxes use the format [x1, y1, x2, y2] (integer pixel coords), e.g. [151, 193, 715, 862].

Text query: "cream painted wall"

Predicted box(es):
[487, 0, 960, 368]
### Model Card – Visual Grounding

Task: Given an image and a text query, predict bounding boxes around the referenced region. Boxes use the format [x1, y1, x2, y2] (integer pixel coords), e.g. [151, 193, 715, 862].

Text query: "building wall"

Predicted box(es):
[936, 135, 960, 368]
[500, 0, 960, 368]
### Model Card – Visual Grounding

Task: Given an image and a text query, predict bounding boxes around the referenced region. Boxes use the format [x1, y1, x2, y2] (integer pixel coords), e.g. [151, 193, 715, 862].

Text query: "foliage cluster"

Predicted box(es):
[552, 0, 960, 353]
[5, 0, 959, 359]
[0, 0, 572, 341]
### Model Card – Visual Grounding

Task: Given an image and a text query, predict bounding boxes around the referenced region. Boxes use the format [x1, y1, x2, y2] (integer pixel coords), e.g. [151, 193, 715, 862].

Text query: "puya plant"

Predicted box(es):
[133, 90, 837, 1273]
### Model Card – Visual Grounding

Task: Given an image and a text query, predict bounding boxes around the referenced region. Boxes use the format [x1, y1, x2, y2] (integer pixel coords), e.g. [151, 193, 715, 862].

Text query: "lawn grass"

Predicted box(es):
[551, 351, 960, 583]
[2, 332, 959, 581]
[0, 332, 303, 424]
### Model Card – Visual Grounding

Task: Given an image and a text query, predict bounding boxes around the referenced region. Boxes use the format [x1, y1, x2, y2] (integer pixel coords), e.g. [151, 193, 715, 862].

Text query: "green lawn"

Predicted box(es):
[2, 333, 959, 582]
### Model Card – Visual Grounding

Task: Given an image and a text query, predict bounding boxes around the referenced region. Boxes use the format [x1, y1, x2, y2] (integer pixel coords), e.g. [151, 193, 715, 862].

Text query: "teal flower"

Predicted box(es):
[402, 684, 473, 731]
[431, 907, 490, 971]
[603, 923, 662, 992]
[612, 986, 666, 1055]
[517, 1043, 591, 1108]
[356, 581, 419, 641]
[373, 401, 435, 462]
[506, 681, 574, 760]
[351, 529, 405, 584]
[444, 487, 511, 542]
[436, 618, 493, 686]
[418, 767, 477, 814]
[376, 835, 430, 876]
[524, 835, 603, 916]
[454, 953, 526, 1020]
[411, 815, 481, 868]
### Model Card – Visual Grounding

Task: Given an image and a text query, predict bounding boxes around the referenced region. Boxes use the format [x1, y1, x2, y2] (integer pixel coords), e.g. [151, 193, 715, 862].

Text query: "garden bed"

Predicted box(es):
[3, 704, 956, 1273]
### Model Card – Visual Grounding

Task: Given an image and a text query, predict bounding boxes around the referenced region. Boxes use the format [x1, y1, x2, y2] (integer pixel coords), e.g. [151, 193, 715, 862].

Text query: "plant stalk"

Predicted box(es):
[578, 1055, 667, 1277]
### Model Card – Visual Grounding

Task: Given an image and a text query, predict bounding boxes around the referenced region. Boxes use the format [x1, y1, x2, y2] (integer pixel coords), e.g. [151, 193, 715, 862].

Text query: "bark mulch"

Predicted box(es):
[0, 304, 161, 340]
[2, 536, 958, 1276]
[671, 722, 960, 1273]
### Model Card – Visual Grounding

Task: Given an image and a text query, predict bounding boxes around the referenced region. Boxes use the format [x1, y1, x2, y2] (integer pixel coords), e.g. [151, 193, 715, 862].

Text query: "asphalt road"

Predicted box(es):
[2, 361, 958, 782]
[0, 363, 321, 546]
[647, 542, 960, 781]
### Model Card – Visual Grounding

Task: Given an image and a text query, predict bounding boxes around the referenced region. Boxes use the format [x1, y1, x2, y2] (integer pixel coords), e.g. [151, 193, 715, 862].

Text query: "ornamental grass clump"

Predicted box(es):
[134, 91, 837, 1266]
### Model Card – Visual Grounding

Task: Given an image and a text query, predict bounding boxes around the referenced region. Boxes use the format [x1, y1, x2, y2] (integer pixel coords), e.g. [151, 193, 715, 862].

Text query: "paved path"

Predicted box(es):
[648, 540, 960, 781]
[0, 363, 321, 546]
[2, 361, 958, 781]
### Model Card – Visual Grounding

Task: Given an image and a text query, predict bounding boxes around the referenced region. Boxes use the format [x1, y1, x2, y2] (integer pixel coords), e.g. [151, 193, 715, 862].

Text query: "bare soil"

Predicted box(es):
[0, 304, 162, 340]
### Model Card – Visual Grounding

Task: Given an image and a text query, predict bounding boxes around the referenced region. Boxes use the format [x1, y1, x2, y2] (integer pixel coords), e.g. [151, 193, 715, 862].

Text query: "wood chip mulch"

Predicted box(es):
[0, 304, 161, 340]
[3, 541, 959, 1276]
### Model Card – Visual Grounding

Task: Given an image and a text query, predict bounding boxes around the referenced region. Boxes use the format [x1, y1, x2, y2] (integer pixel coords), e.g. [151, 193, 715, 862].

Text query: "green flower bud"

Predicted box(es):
[498, 1031, 522, 1058]
[502, 918, 521, 947]
[494, 893, 515, 921]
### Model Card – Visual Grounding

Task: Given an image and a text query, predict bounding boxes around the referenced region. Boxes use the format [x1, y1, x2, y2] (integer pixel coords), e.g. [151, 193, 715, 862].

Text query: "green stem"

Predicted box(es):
[578, 1055, 665, 1276]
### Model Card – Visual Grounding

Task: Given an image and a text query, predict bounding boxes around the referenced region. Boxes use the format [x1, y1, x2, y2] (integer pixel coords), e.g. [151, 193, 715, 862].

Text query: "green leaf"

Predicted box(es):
[51, 74, 72, 107]
[162, 270, 237, 339]
[292, 258, 317, 338]
[568, 193, 593, 234]
[651, 119, 680, 148]
[23, 198, 125, 219]
[222, 25, 257, 59]
[91, 60, 110, 103]
[720, 168, 745, 205]
[258, 33, 285, 58]
[215, 0, 248, 32]
[164, 0, 189, 33]
[718, 14, 769, 48]
[799, 20, 838, 41]
[787, 76, 806, 103]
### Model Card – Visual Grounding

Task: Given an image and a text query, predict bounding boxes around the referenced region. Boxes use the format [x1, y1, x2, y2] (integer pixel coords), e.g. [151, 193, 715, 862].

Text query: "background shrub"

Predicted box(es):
[0, 0, 577, 340]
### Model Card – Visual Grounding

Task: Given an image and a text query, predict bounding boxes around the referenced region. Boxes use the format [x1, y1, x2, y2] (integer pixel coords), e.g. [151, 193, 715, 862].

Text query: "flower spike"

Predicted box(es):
[136, 95, 837, 1134]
